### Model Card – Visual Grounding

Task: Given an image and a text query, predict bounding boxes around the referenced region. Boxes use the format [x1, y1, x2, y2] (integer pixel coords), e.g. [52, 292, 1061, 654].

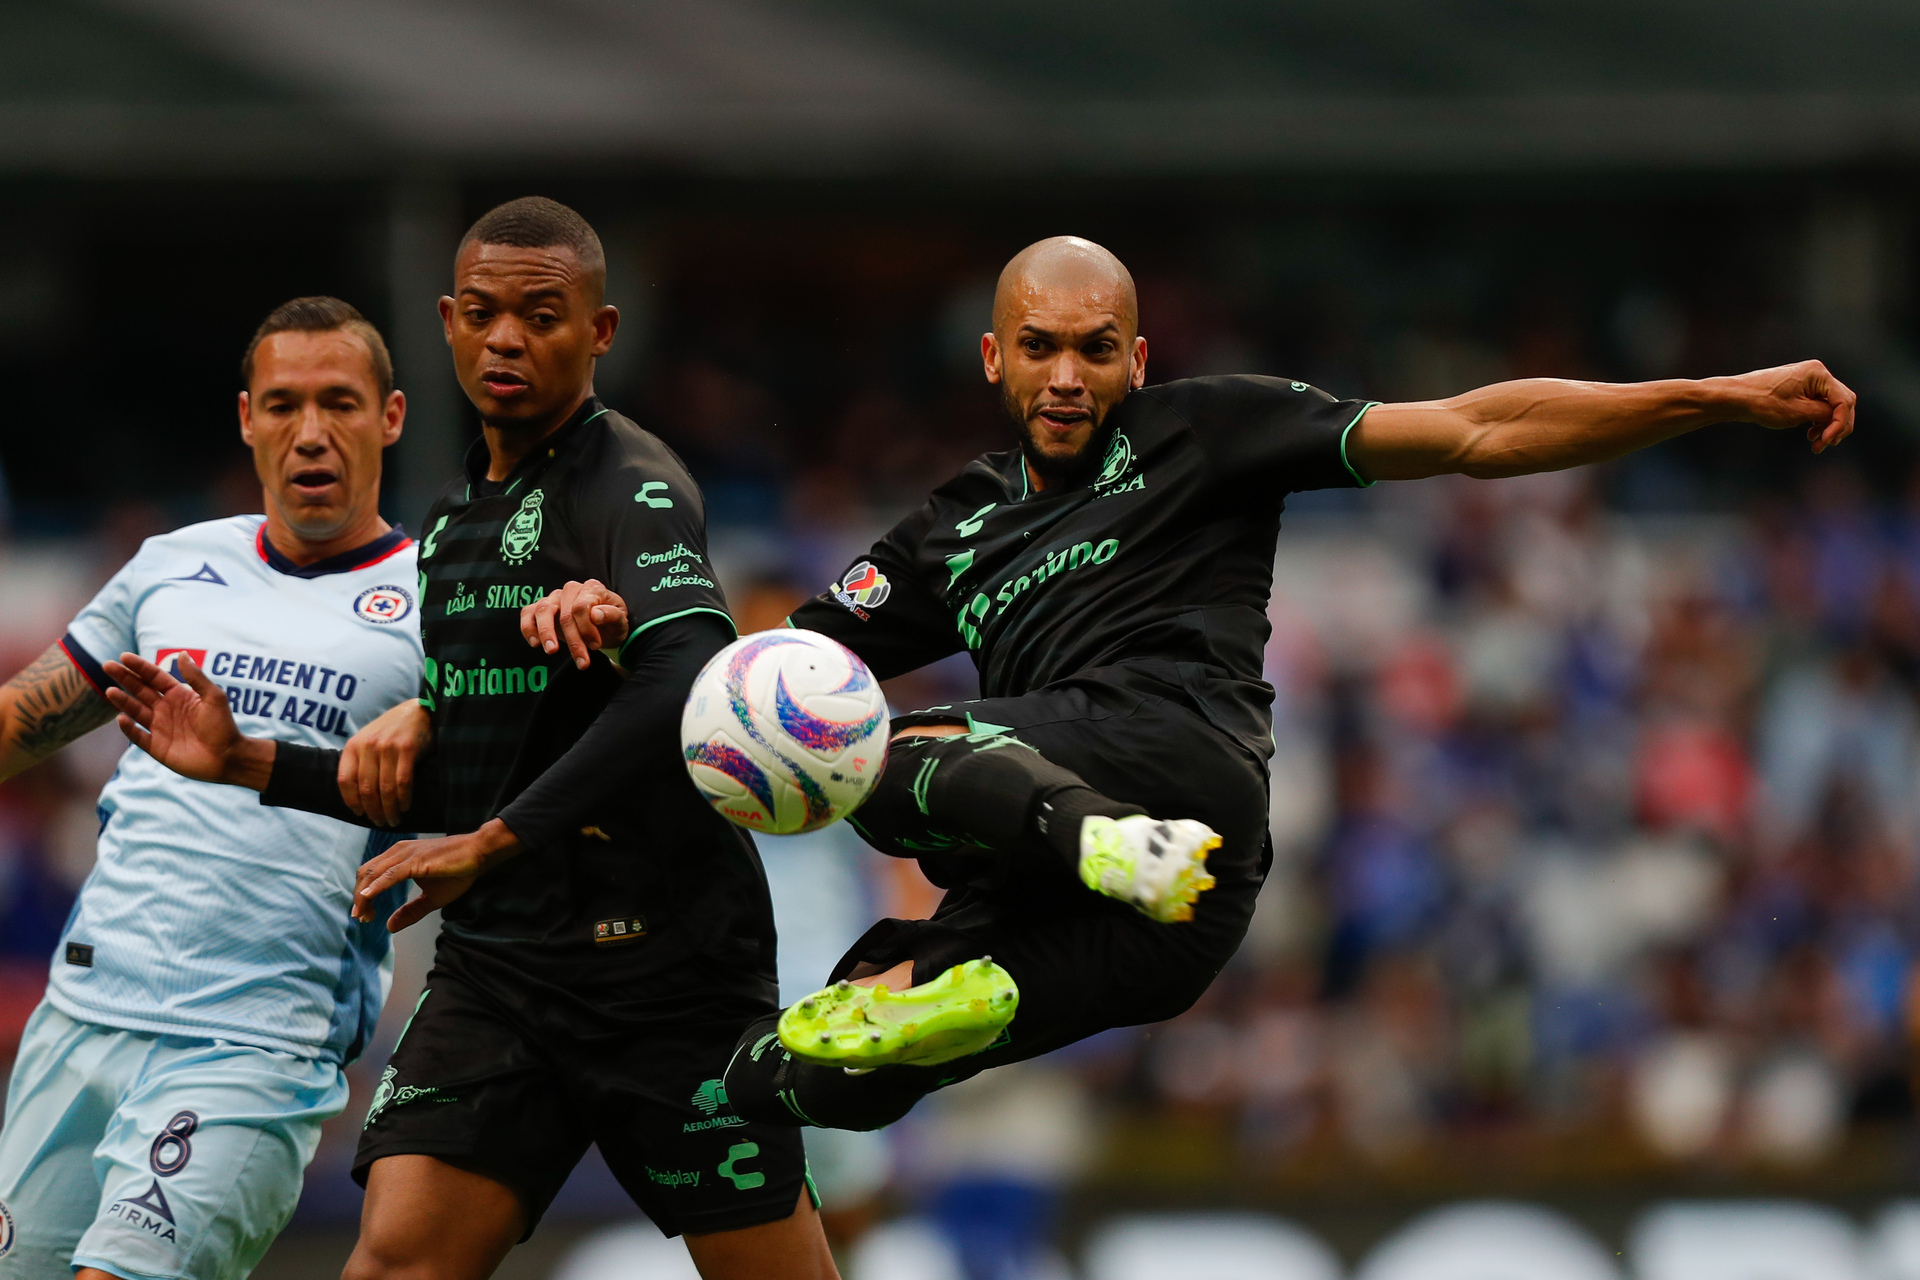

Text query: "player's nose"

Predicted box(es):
[484, 316, 526, 355]
[291, 405, 331, 446]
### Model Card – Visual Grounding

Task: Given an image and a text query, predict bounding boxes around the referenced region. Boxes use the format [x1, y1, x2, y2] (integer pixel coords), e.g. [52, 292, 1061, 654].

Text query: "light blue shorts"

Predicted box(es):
[0, 1002, 348, 1280]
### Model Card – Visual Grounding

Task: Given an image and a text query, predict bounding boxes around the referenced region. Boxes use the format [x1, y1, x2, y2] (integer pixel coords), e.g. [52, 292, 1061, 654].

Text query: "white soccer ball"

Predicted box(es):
[681, 628, 890, 835]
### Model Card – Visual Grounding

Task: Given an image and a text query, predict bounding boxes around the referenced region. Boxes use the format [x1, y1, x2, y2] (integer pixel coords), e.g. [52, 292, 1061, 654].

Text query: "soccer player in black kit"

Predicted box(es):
[104, 199, 838, 1280]
[531, 234, 1857, 1136]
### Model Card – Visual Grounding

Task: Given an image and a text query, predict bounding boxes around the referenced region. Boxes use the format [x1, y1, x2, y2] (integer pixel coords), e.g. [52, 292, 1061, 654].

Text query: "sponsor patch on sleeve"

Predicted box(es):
[830, 561, 890, 619]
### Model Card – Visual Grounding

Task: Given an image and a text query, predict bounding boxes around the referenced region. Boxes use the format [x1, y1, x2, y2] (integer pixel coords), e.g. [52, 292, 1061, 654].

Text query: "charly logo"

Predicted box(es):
[1096, 431, 1133, 486]
[0, 1197, 14, 1258]
[353, 585, 414, 625]
[718, 1142, 766, 1190]
[500, 490, 546, 566]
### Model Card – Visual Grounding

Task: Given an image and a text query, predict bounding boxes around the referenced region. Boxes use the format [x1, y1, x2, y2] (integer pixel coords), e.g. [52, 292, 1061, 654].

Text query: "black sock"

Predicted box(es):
[871, 732, 1145, 873]
[724, 1013, 936, 1132]
[1035, 784, 1145, 869]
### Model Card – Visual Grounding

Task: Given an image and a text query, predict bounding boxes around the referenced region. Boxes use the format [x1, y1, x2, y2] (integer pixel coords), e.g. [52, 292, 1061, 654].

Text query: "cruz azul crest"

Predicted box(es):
[500, 490, 545, 566]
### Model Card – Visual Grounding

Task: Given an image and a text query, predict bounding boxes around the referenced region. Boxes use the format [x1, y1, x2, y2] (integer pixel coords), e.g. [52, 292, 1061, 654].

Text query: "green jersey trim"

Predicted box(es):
[1339, 403, 1380, 488]
[619, 606, 738, 660]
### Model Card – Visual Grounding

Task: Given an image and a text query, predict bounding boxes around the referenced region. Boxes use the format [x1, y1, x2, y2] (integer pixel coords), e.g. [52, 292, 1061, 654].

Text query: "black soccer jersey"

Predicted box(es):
[792, 376, 1375, 761]
[406, 398, 770, 1017]
[415, 398, 731, 831]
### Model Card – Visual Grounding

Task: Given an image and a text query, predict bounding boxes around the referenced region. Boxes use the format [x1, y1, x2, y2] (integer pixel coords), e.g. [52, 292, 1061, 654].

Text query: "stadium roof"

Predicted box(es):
[11, 0, 1920, 176]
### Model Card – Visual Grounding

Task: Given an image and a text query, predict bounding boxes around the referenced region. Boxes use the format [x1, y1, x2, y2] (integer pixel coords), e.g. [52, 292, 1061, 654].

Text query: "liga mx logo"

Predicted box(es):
[838, 561, 890, 609]
[354, 585, 414, 625]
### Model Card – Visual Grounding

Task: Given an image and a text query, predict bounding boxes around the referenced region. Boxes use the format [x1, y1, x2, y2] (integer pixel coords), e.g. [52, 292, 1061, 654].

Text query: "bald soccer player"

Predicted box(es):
[530, 234, 1855, 1134]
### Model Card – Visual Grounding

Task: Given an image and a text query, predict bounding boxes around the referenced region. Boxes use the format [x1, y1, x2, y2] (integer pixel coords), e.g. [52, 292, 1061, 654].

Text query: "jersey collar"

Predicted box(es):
[1004, 421, 1118, 502]
[255, 523, 412, 579]
[460, 395, 612, 500]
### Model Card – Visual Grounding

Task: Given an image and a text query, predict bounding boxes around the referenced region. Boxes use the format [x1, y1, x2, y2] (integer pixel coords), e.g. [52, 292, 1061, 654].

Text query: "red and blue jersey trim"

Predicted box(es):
[255, 525, 413, 579]
[58, 631, 111, 696]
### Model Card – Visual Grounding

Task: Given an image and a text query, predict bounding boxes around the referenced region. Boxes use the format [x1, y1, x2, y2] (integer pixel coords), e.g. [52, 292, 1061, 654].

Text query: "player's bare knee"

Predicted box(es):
[339, 1241, 412, 1280]
[341, 1233, 468, 1280]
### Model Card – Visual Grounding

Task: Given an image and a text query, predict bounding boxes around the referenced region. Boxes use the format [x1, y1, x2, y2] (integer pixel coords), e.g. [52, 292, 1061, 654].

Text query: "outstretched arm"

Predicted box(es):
[103, 652, 276, 788]
[103, 653, 446, 830]
[0, 644, 116, 782]
[1347, 360, 1856, 483]
[352, 610, 734, 932]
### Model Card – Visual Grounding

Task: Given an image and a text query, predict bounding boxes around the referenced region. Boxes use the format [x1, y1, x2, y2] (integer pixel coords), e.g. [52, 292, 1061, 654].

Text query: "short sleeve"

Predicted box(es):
[571, 440, 736, 657]
[416, 499, 451, 712]
[1140, 375, 1377, 494]
[62, 541, 151, 689]
[790, 503, 964, 680]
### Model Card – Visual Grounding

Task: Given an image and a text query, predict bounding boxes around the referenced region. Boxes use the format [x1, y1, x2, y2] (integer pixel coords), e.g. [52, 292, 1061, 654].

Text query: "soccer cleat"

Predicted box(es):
[777, 958, 1019, 1069]
[1078, 814, 1220, 922]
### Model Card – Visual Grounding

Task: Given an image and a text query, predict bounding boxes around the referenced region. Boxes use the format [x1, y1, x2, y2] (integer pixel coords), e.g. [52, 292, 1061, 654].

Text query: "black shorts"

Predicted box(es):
[353, 961, 811, 1238]
[841, 674, 1272, 1083]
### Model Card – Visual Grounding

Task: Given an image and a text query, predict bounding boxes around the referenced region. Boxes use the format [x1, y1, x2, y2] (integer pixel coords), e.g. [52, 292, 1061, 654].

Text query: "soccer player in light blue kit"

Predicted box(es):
[0, 297, 423, 1280]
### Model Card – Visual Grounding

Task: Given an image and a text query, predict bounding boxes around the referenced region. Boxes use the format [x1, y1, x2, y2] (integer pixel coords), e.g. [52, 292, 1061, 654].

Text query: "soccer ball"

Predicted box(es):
[681, 629, 890, 835]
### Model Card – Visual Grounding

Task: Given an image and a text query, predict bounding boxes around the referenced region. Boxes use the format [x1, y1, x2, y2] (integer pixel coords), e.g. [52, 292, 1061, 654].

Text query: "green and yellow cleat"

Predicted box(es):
[777, 958, 1020, 1068]
[1079, 815, 1220, 922]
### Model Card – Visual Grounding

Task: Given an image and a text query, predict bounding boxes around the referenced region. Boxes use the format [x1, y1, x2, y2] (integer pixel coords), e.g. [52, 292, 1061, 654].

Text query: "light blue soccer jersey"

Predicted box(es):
[50, 515, 423, 1064]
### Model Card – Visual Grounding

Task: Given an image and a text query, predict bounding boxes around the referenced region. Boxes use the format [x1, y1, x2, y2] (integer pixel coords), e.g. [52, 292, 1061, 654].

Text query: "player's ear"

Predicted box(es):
[982, 332, 1002, 384]
[437, 296, 456, 346]
[1130, 336, 1148, 390]
[383, 390, 406, 446]
[237, 390, 255, 446]
[591, 305, 619, 358]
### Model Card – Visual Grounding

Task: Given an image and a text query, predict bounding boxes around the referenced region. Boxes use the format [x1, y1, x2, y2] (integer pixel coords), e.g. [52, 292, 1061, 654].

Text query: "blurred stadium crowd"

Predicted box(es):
[3, 195, 1918, 1258]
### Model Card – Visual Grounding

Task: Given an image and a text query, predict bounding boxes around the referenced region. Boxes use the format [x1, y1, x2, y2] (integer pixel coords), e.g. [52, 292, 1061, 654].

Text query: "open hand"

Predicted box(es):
[102, 652, 272, 788]
[1738, 360, 1857, 454]
[354, 817, 522, 931]
[339, 699, 432, 827]
[521, 579, 631, 670]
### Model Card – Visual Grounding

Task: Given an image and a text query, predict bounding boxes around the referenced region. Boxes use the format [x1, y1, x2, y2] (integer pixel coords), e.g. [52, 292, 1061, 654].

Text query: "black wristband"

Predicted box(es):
[260, 742, 364, 825]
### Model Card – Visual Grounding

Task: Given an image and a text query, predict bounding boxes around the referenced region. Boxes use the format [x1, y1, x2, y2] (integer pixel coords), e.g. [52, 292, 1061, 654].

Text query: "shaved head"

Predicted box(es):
[993, 236, 1138, 340]
[983, 236, 1147, 489]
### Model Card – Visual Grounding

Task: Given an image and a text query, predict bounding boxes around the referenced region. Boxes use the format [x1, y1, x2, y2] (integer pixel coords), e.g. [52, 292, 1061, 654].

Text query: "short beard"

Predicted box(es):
[1004, 385, 1103, 488]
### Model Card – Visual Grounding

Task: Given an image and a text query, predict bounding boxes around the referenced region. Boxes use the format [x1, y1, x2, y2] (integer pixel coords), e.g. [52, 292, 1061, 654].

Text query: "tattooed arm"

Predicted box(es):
[0, 644, 115, 782]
